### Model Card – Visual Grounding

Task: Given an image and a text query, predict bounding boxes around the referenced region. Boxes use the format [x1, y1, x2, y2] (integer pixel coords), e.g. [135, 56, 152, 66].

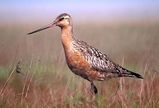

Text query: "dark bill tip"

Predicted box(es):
[27, 26, 51, 35]
[27, 23, 55, 35]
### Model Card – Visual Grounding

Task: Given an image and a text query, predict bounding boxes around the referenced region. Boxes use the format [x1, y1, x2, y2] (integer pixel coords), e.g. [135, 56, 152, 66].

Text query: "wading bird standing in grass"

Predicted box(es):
[28, 13, 143, 94]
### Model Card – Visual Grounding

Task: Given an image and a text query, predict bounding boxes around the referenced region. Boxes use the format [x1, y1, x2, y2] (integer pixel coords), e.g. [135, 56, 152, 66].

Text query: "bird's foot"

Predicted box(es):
[90, 82, 98, 94]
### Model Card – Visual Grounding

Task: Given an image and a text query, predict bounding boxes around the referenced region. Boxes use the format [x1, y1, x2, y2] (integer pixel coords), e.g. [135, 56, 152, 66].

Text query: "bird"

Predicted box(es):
[28, 13, 143, 94]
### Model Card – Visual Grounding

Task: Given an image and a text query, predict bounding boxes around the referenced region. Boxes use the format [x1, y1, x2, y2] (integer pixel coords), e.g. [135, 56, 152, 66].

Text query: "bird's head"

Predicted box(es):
[55, 13, 72, 28]
[28, 13, 72, 35]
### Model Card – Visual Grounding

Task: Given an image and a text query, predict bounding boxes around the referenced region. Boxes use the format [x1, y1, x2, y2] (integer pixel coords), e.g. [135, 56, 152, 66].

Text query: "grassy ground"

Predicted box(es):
[0, 21, 159, 108]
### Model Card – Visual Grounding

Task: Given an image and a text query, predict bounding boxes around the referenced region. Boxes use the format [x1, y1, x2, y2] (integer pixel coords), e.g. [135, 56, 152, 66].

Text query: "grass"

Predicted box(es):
[0, 20, 159, 108]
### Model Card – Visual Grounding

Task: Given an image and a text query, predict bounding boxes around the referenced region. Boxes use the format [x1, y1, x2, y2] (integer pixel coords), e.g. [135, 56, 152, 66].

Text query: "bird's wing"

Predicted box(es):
[73, 40, 118, 73]
[73, 40, 143, 79]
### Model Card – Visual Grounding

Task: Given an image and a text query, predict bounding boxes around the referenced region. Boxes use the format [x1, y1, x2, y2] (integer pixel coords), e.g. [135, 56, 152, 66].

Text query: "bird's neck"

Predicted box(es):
[61, 26, 74, 49]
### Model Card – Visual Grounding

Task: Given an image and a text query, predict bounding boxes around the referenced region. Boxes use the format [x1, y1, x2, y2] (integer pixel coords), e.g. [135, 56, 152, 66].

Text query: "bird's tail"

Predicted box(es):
[127, 71, 143, 79]
[118, 66, 143, 79]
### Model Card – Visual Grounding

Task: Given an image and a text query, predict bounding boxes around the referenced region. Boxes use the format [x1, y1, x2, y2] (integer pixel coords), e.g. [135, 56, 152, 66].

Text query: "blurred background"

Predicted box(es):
[0, 0, 159, 66]
[0, 0, 159, 107]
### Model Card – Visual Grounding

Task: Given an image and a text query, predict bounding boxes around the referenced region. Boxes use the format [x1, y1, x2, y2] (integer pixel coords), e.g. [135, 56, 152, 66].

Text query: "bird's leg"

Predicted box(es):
[90, 82, 98, 94]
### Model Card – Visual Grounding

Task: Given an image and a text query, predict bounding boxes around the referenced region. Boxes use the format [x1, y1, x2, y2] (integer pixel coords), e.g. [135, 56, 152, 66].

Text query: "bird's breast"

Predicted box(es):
[62, 42, 106, 81]
[62, 44, 91, 78]
[65, 45, 90, 70]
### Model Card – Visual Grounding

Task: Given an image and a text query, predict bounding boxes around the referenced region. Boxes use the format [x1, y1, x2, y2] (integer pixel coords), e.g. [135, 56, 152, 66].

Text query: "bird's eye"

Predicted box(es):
[59, 17, 64, 21]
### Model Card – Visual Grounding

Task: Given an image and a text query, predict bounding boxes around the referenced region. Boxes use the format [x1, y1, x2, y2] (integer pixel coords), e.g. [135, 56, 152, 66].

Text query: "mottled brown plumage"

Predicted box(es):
[28, 13, 143, 94]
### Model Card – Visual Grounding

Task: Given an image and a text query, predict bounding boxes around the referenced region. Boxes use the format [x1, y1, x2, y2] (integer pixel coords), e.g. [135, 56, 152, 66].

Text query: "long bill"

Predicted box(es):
[27, 22, 56, 35]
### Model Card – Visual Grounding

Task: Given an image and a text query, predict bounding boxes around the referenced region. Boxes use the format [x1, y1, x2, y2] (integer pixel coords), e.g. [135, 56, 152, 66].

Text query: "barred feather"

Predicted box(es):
[73, 39, 143, 79]
[73, 39, 116, 72]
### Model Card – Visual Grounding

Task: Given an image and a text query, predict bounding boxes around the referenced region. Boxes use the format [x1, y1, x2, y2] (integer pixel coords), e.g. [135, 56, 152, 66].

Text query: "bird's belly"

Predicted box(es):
[64, 49, 91, 80]
[64, 49, 106, 81]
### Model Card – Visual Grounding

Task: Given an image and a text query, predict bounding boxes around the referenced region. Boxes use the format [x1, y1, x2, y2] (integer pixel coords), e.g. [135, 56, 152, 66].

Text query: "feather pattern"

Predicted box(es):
[72, 39, 142, 79]
[73, 39, 117, 72]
